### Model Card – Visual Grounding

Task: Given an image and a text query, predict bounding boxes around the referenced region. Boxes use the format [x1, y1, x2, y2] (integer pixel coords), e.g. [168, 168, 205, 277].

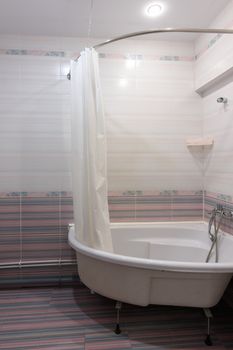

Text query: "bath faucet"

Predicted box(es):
[222, 208, 233, 218]
[207, 205, 233, 263]
[208, 205, 233, 241]
[207, 206, 225, 263]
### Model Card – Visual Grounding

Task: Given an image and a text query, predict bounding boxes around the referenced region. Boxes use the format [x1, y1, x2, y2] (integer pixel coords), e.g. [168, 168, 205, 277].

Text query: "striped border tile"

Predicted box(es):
[0, 48, 67, 57]
[135, 191, 172, 222]
[0, 195, 21, 264]
[172, 191, 203, 221]
[60, 195, 75, 261]
[108, 190, 203, 223]
[21, 195, 60, 261]
[4, 189, 233, 288]
[0, 27, 229, 63]
[0, 192, 76, 288]
[99, 53, 194, 62]
[0, 48, 194, 62]
[108, 191, 136, 223]
[195, 33, 223, 60]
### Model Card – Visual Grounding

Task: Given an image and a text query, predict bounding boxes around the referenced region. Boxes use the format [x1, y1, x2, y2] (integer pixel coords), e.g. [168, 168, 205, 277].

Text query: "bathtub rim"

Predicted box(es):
[68, 222, 233, 274]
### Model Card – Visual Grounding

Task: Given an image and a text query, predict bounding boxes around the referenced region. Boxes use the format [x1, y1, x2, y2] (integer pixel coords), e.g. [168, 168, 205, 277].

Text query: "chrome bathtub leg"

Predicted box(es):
[203, 308, 213, 346]
[114, 301, 122, 334]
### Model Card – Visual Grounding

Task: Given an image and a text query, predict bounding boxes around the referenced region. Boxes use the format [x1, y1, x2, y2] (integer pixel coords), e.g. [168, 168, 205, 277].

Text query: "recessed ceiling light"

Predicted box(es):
[145, 3, 163, 17]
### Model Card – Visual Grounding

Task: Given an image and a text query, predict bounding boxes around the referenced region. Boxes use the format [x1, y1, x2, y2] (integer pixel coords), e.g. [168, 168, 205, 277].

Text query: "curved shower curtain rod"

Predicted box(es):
[67, 27, 233, 79]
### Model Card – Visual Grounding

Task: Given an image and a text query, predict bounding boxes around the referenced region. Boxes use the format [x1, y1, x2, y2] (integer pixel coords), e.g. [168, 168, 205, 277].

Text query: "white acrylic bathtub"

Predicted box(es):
[68, 222, 233, 307]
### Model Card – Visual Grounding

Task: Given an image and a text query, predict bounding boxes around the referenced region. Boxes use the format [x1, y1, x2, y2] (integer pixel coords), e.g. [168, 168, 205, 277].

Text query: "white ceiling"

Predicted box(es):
[0, 0, 230, 40]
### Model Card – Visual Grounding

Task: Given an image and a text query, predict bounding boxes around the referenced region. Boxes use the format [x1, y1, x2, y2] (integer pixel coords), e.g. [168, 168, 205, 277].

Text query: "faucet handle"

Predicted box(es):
[222, 209, 233, 218]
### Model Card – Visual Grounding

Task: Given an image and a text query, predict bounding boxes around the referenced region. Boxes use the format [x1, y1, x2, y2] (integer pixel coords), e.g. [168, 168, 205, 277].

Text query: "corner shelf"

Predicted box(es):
[186, 137, 214, 147]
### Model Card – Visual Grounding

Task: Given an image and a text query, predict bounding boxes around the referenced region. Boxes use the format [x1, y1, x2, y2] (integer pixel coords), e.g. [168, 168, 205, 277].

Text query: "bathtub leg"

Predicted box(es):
[203, 308, 213, 346]
[114, 301, 122, 334]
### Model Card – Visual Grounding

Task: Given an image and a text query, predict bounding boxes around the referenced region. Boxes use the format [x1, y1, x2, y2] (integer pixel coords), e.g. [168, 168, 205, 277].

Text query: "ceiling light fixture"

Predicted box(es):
[145, 3, 163, 17]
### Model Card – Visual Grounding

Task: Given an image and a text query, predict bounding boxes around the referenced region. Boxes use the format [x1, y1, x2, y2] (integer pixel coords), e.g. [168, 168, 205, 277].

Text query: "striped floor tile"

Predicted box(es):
[0, 282, 233, 349]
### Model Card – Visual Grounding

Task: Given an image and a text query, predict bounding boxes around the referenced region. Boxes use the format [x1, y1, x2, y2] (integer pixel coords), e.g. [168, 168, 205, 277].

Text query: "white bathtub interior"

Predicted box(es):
[110, 222, 231, 263]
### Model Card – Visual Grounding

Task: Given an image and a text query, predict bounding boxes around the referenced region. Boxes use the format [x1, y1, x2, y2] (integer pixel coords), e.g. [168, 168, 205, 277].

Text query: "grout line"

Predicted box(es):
[19, 192, 22, 262]
[19, 192, 23, 284]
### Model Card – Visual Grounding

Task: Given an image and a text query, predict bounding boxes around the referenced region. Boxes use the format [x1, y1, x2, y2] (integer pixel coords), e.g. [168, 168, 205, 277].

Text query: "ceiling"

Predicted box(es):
[0, 0, 230, 41]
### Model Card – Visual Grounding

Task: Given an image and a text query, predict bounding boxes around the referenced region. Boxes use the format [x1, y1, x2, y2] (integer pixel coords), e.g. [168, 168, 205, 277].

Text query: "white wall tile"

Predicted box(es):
[194, 0, 233, 90]
[108, 174, 202, 191]
[203, 80, 233, 196]
[0, 173, 72, 192]
[0, 35, 202, 192]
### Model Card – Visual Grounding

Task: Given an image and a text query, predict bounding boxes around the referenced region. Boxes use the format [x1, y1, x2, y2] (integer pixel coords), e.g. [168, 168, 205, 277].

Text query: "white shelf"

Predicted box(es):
[195, 67, 233, 97]
[186, 137, 214, 147]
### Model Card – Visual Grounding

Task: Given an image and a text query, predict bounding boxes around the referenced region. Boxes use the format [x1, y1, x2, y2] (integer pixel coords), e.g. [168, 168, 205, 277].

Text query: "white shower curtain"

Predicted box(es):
[71, 48, 113, 252]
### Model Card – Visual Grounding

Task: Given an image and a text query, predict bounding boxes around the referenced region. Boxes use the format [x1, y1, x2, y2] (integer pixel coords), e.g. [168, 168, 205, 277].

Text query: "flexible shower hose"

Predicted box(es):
[205, 212, 223, 263]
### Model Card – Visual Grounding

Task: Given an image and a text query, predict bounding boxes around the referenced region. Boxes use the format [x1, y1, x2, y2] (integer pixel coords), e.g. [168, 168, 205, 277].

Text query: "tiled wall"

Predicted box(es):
[205, 191, 233, 235]
[201, 80, 233, 236]
[194, 0, 233, 90]
[0, 189, 203, 287]
[0, 190, 203, 260]
[195, 4, 233, 236]
[0, 28, 232, 288]
[195, 3, 233, 305]
[202, 81, 233, 198]
[0, 51, 72, 192]
[109, 190, 203, 222]
[102, 46, 203, 192]
[0, 191, 74, 264]
[0, 35, 203, 194]
[0, 191, 76, 287]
